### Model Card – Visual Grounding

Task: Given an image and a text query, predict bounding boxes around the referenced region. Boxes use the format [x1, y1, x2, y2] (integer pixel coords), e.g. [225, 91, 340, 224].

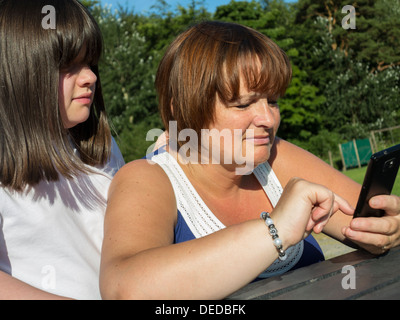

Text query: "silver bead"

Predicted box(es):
[265, 218, 274, 226]
[269, 227, 277, 236]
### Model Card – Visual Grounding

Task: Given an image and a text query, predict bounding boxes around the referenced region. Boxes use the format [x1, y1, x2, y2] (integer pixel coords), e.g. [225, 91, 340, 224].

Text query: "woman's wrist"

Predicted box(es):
[260, 212, 287, 261]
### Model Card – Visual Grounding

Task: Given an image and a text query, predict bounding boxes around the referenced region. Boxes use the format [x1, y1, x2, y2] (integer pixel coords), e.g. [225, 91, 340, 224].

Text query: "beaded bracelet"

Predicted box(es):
[260, 212, 287, 261]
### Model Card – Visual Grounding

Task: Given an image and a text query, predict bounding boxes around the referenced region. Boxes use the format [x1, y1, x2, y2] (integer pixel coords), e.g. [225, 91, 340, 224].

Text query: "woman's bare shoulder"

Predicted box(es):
[111, 159, 170, 186]
[108, 158, 176, 207]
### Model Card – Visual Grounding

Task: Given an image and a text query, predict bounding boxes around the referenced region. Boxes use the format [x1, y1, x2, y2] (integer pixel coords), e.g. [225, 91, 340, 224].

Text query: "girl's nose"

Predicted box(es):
[77, 66, 97, 87]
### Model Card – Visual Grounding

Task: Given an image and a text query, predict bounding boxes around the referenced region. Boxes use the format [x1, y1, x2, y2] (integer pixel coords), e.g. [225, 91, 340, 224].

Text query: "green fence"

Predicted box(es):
[339, 139, 373, 170]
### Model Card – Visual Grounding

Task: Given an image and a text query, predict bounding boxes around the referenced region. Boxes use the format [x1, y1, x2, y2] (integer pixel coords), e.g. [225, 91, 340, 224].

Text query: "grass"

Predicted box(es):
[343, 166, 400, 197]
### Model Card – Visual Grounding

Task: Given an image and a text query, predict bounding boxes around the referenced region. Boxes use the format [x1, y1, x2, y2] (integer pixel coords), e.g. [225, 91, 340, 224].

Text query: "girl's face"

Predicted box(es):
[58, 63, 97, 129]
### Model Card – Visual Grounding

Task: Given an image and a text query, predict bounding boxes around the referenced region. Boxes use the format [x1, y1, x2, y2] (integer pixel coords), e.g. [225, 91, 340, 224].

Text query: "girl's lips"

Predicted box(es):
[73, 93, 93, 104]
[74, 98, 92, 105]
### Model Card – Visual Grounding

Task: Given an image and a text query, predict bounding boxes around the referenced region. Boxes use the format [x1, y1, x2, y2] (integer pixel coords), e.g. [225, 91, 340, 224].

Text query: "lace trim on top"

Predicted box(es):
[151, 152, 304, 278]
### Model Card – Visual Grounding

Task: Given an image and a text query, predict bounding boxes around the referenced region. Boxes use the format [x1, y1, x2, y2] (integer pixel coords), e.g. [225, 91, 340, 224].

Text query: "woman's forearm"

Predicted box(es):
[100, 219, 281, 300]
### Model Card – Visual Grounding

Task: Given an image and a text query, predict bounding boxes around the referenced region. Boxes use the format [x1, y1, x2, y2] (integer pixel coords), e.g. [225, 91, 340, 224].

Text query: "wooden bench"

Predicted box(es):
[227, 246, 400, 300]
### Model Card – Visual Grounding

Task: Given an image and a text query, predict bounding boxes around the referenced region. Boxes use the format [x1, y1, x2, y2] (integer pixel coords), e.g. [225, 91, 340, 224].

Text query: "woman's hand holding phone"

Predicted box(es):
[345, 144, 400, 254]
[343, 194, 400, 255]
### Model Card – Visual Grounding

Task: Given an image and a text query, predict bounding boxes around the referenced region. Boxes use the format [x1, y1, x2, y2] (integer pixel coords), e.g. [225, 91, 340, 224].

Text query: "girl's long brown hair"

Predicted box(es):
[0, 0, 111, 191]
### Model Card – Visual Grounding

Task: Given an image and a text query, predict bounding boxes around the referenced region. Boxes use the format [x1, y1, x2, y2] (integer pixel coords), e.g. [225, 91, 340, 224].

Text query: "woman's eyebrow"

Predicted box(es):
[236, 93, 265, 102]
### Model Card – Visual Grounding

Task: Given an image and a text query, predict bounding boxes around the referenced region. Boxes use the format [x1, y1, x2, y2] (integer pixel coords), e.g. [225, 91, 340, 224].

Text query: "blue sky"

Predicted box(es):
[99, 0, 297, 15]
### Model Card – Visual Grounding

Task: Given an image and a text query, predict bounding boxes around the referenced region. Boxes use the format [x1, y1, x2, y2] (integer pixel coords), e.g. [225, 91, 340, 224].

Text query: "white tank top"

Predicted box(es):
[150, 151, 304, 278]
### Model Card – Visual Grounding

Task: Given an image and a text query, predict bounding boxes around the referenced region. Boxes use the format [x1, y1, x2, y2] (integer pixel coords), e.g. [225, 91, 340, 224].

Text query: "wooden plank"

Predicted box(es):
[339, 143, 346, 171]
[271, 248, 400, 300]
[227, 247, 400, 300]
[226, 249, 374, 300]
[353, 139, 361, 168]
[270, 251, 400, 300]
[357, 280, 400, 300]
[370, 132, 378, 153]
[371, 125, 400, 135]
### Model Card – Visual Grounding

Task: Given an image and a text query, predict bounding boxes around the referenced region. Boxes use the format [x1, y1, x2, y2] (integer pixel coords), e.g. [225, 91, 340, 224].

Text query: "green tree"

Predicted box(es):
[137, 0, 211, 56]
[294, 0, 400, 72]
[279, 65, 326, 141]
[349, 0, 400, 71]
[302, 14, 400, 139]
[94, 5, 162, 161]
[80, 0, 100, 12]
[292, 0, 400, 138]
[214, 0, 297, 55]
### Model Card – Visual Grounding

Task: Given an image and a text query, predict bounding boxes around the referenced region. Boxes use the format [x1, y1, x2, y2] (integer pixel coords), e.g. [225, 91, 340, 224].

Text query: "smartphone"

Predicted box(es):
[353, 143, 400, 218]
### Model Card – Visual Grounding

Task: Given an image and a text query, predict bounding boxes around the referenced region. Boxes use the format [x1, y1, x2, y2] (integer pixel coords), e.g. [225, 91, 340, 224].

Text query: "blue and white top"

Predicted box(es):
[147, 148, 324, 279]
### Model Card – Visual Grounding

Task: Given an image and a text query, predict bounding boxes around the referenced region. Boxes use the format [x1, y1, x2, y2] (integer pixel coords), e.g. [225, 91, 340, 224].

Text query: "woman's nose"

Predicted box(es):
[253, 100, 278, 128]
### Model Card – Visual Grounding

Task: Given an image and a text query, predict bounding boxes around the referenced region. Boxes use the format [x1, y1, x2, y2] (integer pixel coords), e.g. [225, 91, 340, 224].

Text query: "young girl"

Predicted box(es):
[0, 0, 125, 299]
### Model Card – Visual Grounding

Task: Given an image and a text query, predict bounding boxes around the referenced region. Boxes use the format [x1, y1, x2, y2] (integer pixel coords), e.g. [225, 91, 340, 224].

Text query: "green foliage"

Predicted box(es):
[85, 0, 400, 163]
[80, 0, 99, 11]
[290, 0, 400, 156]
[303, 12, 400, 139]
[279, 65, 326, 141]
[91, 5, 163, 161]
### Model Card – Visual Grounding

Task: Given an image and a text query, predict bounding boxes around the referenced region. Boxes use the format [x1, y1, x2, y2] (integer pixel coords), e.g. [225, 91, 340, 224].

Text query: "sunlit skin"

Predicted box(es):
[58, 63, 97, 129]
[210, 90, 281, 171]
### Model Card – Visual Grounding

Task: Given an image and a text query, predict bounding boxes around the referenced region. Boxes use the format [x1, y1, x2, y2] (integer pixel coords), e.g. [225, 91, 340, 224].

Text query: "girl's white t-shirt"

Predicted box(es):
[0, 138, 125, 300]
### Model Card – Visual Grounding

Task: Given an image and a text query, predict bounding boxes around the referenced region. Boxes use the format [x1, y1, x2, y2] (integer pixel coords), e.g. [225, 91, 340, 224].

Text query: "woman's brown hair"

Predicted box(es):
[0, 0, 111, 191]
[155, 21, 292, 140]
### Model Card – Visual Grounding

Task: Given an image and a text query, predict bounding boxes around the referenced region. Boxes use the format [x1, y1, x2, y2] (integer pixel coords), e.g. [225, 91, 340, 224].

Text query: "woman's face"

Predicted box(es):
[205, 79, 281, 172]
[58, 63, 97, 129]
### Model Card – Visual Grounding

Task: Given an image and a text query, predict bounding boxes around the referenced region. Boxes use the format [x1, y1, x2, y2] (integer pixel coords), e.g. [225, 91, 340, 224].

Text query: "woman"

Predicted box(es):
[0, 0, 125, 299]
[100, 21, 400, 300]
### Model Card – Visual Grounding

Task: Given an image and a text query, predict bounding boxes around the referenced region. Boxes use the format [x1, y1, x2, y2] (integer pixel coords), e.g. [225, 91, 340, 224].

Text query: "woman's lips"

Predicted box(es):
[245, 135, 270, 145]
